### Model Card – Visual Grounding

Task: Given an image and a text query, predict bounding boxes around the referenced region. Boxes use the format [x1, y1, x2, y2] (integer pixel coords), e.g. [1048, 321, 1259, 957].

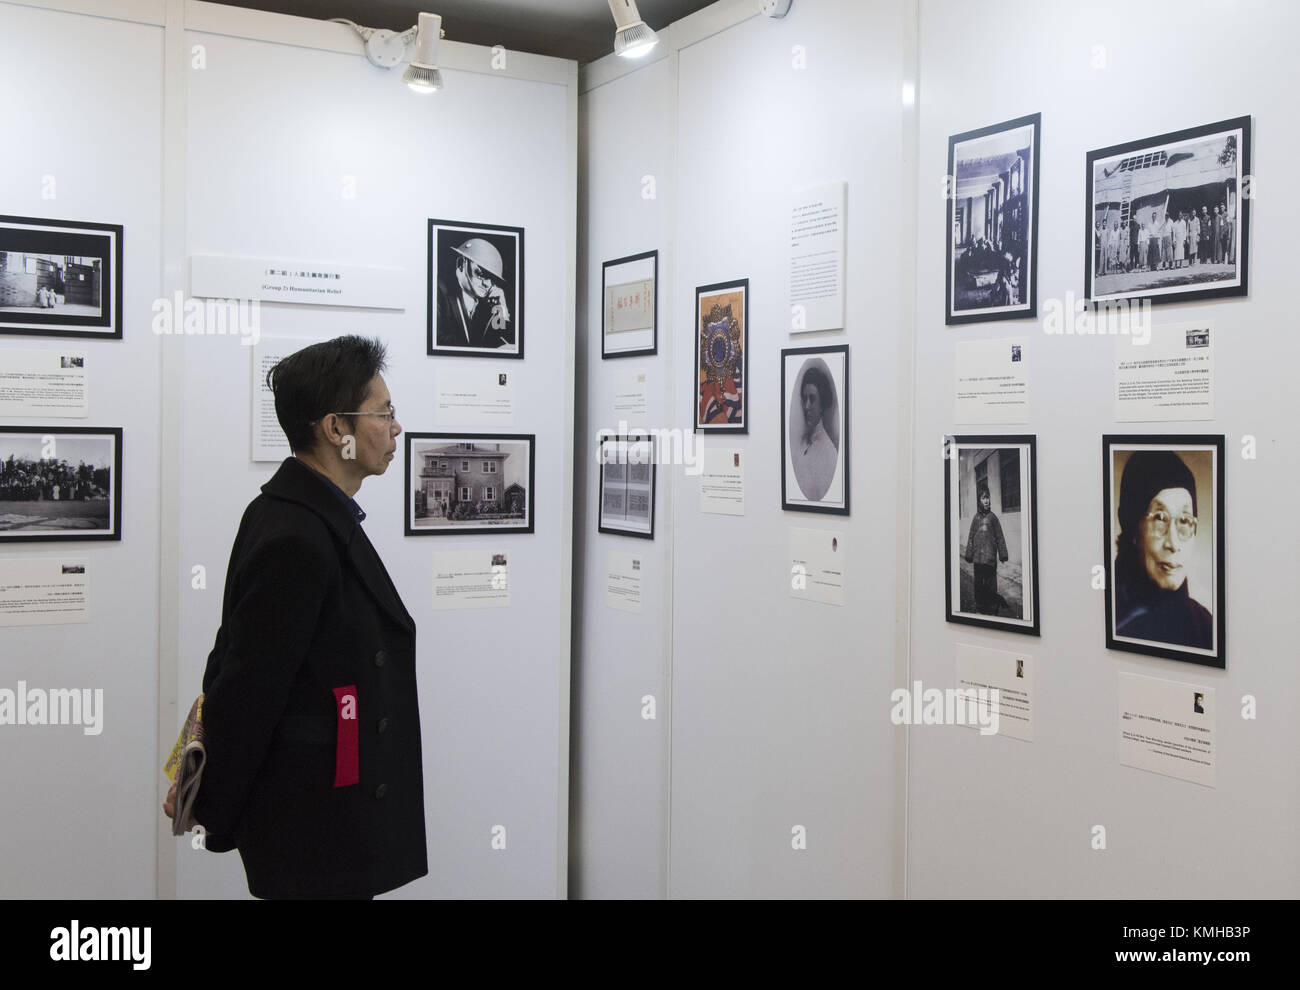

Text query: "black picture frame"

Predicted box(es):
[1085, 116, 1250, 308]
[945, 112, 1041, 326]
[427, 219, 524, 359]
[780, 343, 849, 515]
[1103, 434, 1225, 668]
[601, 250, 657, 359]
[944, 435, 1040, 636]
[0, 426, 122, 542]
[693, 278, 748, 433]
[597, 434, 656, 540]
[405, 432, 535, 535]
[0, 215, 123, 340]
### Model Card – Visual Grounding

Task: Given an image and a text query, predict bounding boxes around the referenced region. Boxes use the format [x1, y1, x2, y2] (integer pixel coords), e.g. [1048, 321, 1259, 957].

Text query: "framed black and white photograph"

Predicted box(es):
[428, 219, 523, 358]
[781, 344, 848, 515]
[694, 278, 747, 433]
[944, 435, 1039, 635]
[405, 433, 534, 535]
[1086, 117, 1250, 307]
[0, 426, 122, 542]
[1104, 435, 1224, 667]
[945, 113, 1040, 325]
[601, 250, 657, 359]
[0, 216, 122, 339]
[597, 435, 655, 539]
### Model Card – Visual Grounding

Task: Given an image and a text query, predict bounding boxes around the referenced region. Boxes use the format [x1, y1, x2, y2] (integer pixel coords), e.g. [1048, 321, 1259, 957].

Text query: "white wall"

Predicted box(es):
[907, 0, 1300, 897]
[573, 55, 675, 898]
[576, 0, 911, 898]
[0, 0, 164, 899]
[576, 0, 1299, 901]
[1, 0, 575, 900]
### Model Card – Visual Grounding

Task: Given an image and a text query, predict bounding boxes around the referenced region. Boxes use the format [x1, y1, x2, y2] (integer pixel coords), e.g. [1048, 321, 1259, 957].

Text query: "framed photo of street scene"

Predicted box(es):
[944, 435, 1039, 636]
[945, 113, 1040, 325]
[781, 344, 848, 515]
[694, 278, 748, 433]
[601, 250, 657, 359]
[1103, 435, 1225, 668]
[1086, 117, 1250, 307]
[0, 426, 122, 542]
[0, 216, 123, 339]
[405, 432, 534, 535]
[597, 435, 656, 539]
[427, 218, 524, 358]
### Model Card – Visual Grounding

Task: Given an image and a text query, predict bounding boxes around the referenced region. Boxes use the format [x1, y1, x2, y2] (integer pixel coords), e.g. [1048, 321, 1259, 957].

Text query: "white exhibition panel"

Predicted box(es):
[667, 1, 906, 898]
[573, 56, 675, 899]
[175, 22, 574, 898]
[908, 0, 1300, 897]
[0, 1, 164, 898]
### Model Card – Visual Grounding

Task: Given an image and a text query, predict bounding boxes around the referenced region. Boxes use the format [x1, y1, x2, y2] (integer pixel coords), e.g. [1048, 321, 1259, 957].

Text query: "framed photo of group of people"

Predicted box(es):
[0, 426, 122, 542]
[1086, 117, 1250, 308]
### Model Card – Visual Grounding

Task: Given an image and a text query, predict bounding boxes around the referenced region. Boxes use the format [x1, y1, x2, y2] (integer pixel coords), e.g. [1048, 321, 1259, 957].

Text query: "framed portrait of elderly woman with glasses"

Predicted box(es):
[1104, 436, 1225, 667]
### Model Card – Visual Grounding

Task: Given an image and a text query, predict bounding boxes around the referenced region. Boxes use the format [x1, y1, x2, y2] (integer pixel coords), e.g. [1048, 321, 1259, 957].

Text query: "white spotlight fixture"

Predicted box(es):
[403, 12, 444, 93]
[332, 12, 444, 93]
[608, 0, 658, 59]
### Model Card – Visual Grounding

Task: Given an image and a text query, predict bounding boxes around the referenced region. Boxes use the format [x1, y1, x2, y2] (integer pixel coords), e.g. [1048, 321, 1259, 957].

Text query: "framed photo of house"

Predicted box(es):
[694, 278, 748, 433]
[597, 435, 655, 539]
[945, 113, 1040, 325]
[1086, 117, 1250, 307]
[780, 344, 848, 515]
[405, 433, 534, 535]
[0, 216, 123, 339]
[601, 250, 657, 359]
[427, 219, 524, 358]
[1103, 435, 1225, 668]
[944, 435, 1039, 635]
[0, 426, 122, 542]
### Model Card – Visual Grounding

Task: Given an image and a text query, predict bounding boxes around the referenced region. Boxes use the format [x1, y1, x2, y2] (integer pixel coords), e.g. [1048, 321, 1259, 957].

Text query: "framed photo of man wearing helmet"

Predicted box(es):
[428, 219, 523, 358]
[1104, 435, 1225, 667]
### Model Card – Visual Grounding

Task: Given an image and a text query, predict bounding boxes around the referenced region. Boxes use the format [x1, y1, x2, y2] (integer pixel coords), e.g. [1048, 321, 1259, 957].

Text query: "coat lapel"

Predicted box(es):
[262, 458, 415, 635]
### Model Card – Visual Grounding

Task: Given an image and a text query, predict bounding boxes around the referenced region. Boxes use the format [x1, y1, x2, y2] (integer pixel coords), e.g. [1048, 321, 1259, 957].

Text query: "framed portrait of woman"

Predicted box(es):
[1103, 435, 1225, 667]
[780, 344, 848, 515]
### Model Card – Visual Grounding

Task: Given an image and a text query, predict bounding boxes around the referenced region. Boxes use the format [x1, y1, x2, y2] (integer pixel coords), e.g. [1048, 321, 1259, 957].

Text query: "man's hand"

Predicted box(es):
[163, 780, 177, 821]
[488, 286, 511, 327]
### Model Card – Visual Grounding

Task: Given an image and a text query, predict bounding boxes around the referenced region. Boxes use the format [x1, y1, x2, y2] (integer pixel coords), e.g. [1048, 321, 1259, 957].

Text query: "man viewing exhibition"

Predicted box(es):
[171, 334, 426, 899]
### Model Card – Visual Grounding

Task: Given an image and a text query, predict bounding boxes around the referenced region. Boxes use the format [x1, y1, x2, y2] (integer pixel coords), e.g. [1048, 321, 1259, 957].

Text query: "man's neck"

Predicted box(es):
[295, 450, 361, 498]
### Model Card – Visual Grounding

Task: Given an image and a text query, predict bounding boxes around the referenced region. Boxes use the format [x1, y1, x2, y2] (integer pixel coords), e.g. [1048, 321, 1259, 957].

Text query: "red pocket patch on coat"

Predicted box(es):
[333, 685, 359, 788]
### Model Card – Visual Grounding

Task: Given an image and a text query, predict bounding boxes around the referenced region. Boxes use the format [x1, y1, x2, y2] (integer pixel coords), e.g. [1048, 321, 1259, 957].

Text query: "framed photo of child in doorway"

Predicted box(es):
[944, 435, 1040, 635]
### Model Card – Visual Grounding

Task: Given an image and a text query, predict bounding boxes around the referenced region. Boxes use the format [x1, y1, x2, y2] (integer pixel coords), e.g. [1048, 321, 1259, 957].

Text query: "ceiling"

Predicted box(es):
[211, 0, 716, 64]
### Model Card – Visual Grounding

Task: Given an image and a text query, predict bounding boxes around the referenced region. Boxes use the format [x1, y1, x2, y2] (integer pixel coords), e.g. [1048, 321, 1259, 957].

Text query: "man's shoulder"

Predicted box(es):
[237, 492, 339, 561]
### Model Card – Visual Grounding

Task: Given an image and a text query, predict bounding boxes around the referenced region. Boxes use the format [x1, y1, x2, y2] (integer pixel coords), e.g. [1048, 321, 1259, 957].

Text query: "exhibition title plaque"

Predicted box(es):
[190, 255, 406, 309]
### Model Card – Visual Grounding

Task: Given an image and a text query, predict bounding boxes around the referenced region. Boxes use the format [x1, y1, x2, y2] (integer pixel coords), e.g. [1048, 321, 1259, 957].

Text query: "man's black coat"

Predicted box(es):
[194, 457, 427, 898]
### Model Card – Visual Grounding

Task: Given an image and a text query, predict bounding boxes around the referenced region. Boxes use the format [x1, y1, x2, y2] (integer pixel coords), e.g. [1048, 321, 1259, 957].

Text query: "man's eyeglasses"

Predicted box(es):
[335, 405, 397, 423]
[466, 263, 493, 283]
[1145, 510, 1196, 541]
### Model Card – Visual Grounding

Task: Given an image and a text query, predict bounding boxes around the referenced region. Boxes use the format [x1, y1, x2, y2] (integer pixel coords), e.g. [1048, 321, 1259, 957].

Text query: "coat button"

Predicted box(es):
[375, 784, 388, 799]
[374, 650, 387, 667]
[377, 717, 389, 734]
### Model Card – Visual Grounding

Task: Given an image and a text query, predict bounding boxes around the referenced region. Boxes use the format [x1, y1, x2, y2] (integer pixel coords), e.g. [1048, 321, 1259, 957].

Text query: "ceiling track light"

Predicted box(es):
[331, 12, 444, 92]
[608, 0, 659, 59]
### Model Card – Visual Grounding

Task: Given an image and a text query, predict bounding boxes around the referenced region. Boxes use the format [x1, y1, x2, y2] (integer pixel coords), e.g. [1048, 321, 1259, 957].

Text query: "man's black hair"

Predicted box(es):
[266, 335, 388, 452]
